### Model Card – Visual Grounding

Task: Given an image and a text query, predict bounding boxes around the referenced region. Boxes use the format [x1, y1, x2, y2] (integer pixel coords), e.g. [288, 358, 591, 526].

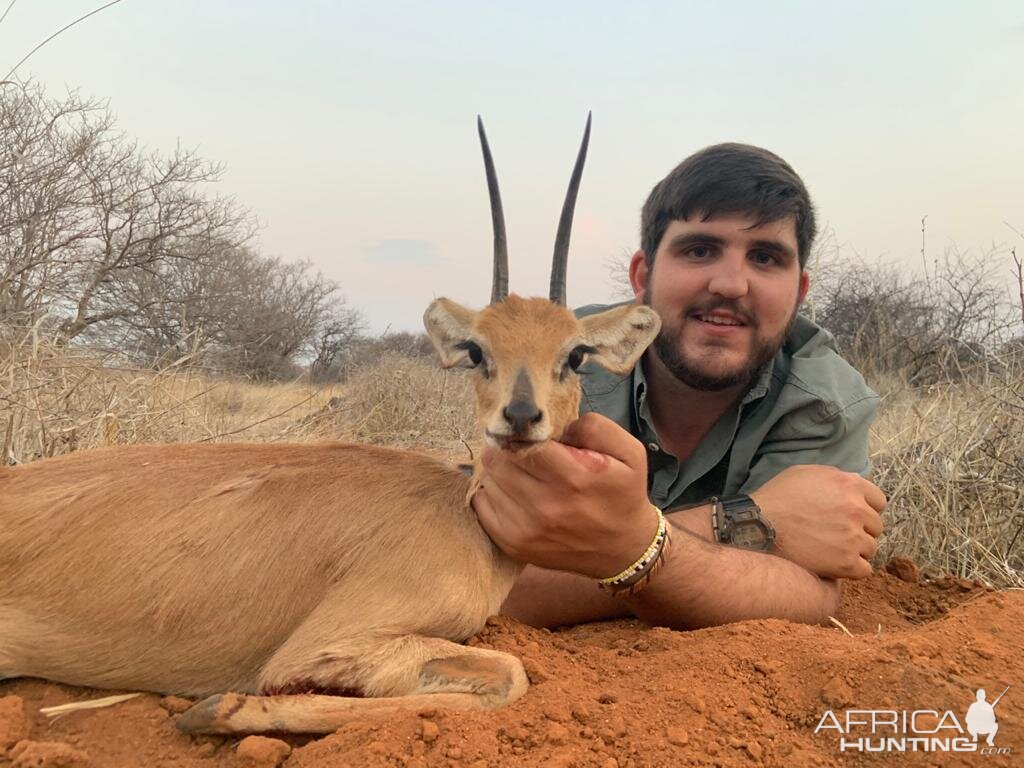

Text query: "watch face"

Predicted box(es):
[731, 520, 771, 551]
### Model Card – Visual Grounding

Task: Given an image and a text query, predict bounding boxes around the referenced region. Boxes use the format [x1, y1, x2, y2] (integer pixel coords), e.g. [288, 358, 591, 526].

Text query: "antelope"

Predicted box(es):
[0, 115, 660, 735]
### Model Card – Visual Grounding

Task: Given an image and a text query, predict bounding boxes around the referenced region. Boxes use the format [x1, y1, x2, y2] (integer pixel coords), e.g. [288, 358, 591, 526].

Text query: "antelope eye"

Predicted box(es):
[567, 345, 593, 372]
[457, 340, 484, 367]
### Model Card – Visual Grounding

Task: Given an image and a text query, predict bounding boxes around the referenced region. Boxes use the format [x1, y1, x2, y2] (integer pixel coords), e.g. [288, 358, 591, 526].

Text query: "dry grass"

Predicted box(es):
[310, 352, 478, 456]
[870, 371, 1024, 588]
[0, 328, 344, 463]
[1, 330, 478, 466]
[4, 323, 1023, 588]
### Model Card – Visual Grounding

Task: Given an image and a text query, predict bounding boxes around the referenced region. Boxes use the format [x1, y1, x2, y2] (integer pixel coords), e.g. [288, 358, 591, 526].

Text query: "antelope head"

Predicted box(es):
[424, 115, 660, 450]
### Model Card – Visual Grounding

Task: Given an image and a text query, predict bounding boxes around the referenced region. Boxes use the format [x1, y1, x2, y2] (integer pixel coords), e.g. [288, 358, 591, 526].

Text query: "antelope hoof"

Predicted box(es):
[175, 694, 225, 733]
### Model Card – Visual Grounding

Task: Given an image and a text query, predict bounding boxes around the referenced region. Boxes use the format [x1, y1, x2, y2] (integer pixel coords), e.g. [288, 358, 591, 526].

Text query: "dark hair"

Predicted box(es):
[640, 143, 816, 268]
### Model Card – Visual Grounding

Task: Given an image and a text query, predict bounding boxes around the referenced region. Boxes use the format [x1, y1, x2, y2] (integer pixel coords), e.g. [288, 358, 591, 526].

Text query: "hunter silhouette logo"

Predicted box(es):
[965, 687, 1009, 747]
[814, 684, 1012, 755]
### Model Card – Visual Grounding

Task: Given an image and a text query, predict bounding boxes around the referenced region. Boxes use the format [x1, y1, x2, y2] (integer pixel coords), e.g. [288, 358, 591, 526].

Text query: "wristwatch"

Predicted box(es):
[711, 495, 775, 552]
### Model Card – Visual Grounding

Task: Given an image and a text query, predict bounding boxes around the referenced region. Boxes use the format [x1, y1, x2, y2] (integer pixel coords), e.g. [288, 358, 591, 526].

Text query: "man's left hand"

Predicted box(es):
[472, 413, 657, 578]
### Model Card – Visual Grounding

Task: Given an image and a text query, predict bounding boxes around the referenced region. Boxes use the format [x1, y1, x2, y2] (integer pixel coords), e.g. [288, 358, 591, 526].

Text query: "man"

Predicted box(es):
[472, 143, 887, 630]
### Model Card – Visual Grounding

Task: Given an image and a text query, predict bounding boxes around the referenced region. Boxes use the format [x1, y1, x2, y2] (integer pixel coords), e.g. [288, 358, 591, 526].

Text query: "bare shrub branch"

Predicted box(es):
[1, 81, 363, 380]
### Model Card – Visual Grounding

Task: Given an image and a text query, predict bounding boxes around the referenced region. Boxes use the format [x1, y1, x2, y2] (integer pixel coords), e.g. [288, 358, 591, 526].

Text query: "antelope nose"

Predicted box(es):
[503, 401, 543, 433]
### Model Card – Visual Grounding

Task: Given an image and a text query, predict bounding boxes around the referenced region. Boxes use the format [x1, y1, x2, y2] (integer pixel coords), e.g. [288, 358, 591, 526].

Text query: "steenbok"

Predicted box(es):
[0, 115, 659, 733]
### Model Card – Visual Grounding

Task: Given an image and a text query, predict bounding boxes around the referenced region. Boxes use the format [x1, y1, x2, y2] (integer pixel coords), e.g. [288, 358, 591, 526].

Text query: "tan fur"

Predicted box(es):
[0, 296, 659, 734]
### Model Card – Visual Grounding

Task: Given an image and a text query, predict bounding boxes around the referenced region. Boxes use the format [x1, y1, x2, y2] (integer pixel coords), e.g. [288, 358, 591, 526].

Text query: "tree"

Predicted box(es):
[310, 302, 365, 382]
[1, 80, 364, 379]
[1, 82, 250, 337]
[808, 246, 1017, 382]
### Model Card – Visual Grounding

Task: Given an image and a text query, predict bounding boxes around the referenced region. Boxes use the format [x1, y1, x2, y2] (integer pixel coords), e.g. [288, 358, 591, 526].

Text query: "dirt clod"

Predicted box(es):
[544, 722, 570, 746]
[543, 705, 570, 723]
[194, 742, 216, 758]
[236, 736, 291, 767]
[522, 659, 550, 684]
[820, 675, 854, 707]
[9, 740, 91, 768]
[0, 695, 30, 752]
[665, 726, 689, 746]
[159, 695, 195, 715]
[419, 721, 440, 743]
[885, 555, 920, 583]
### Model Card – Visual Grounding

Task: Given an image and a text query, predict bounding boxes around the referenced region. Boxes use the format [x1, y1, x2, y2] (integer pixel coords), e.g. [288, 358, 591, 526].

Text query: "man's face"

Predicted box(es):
[629, 213, 809, 392]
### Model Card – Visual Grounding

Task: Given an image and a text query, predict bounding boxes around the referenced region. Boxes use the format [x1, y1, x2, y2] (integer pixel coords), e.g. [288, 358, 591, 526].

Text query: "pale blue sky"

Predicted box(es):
[2, 1, 1022, 331]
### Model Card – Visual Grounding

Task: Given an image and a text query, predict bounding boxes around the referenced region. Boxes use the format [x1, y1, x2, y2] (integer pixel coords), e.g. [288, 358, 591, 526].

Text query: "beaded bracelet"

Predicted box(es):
[596, 505, 671, 596]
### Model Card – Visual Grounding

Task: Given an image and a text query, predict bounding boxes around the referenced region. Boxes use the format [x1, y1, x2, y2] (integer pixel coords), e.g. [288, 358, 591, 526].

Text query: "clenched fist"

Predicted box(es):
[472, 413, 657, 578]
[750, 465, 886, 579]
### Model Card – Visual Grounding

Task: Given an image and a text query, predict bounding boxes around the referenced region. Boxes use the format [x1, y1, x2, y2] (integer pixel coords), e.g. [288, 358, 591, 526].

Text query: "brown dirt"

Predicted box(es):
[2, 560, 1021, 768]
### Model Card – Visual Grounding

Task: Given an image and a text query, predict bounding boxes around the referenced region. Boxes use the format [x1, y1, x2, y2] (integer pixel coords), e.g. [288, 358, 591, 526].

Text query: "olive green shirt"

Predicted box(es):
[576, 304, 879, 510]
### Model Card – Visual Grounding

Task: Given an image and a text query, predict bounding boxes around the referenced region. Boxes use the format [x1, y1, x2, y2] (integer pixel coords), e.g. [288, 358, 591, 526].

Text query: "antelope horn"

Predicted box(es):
[477, 116, 508, 304]
[550, 112, 591, 306]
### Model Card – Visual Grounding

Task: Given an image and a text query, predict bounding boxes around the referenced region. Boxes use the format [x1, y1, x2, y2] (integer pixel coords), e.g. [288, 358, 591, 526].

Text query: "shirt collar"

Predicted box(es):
[742, 358, 775, 404]
[633, 358, 652, 432]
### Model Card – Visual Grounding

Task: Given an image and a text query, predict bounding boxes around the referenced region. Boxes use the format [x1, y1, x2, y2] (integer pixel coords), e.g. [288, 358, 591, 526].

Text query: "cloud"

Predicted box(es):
[365, 239, 442, 266]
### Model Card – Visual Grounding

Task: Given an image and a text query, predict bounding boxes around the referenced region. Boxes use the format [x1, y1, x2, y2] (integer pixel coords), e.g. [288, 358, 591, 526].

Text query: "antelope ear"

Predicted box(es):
[579, 304, 661, 375]
[424, 298, 479, 368]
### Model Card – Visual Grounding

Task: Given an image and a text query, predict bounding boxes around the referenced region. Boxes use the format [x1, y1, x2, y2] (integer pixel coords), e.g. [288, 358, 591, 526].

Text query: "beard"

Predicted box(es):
[648, 296, 797, 392]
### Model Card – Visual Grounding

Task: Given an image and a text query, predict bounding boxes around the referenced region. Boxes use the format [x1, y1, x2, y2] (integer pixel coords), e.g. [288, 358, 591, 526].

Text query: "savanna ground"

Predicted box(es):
[2, 322, 1023, 768]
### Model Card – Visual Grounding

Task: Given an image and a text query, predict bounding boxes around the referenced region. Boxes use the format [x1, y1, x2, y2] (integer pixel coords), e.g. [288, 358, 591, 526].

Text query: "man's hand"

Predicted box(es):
[749, 465, 886, 579]
[472, 413, 656, 578]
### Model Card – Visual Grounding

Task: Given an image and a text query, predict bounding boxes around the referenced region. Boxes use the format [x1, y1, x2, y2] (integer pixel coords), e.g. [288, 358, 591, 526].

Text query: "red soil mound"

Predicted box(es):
[2, 561, 1020, 767]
